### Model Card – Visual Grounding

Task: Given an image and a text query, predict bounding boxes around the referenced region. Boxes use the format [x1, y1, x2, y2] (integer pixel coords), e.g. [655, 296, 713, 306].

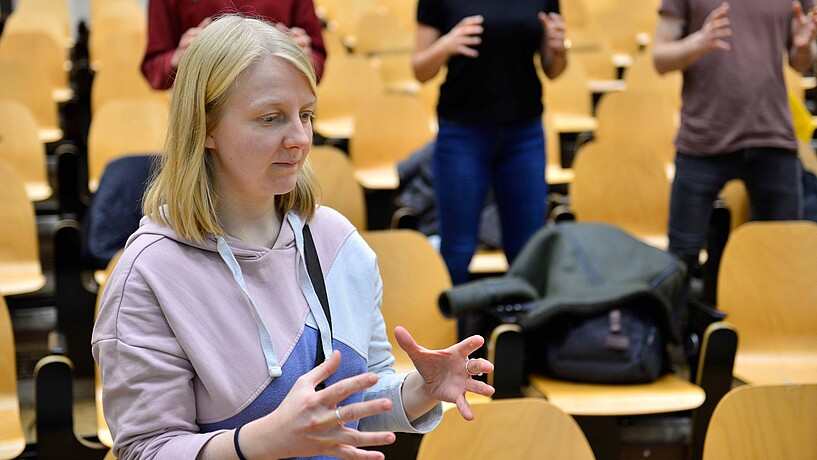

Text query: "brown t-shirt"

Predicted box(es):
[659, 0, 812, 155]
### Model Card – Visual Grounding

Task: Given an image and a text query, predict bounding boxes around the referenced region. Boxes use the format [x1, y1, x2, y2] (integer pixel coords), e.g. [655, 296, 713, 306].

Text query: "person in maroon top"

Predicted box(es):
[141, 0, 326, 90]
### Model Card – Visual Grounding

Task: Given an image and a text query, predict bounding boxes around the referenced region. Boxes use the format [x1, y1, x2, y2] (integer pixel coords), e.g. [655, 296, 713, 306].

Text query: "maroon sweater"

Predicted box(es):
[142, 0, 326, 89]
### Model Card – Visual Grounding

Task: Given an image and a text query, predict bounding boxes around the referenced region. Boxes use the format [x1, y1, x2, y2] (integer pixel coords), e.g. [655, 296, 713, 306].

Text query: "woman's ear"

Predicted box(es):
[205, 135, 216, 149]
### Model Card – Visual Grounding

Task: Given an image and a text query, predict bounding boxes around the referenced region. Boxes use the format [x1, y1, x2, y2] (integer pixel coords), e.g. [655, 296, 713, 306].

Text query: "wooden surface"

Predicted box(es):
[717, 221, 817, 385]
[416, 398, 596, 460]
[0, 100, 52, 201]
[0, 297, 25, 460]
[360, 230, 456, 374]
[310, 145, 368, 230]
[87, 98, 168, 192]
[702, 383, 817, 460]
[529, 374, 705, 416]
[570, 141, 671, 246]
[0, 160, 46, 296]
[0, 60, 62, 143]
[350, 92, 434, 190]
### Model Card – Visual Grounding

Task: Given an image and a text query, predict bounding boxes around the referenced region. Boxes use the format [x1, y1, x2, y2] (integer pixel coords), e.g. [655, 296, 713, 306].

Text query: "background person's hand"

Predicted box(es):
[440, 15, 484, 58]
[539, 12, 567, 56]
[394, 326, 495, 421]
[791, 1, 817, 53]
[696, 2, 732, 53]
[276, 23, 313, 55]
[170, 17, 213, 68]
[254, 350, 396, 459]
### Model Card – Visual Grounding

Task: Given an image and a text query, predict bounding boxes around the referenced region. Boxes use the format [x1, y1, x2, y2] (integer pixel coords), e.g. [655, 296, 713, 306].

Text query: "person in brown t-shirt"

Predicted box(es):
[653, 0, 817, 327]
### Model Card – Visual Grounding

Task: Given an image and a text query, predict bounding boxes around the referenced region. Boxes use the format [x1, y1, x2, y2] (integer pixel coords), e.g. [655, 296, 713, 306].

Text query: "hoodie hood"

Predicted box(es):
[125, 211, 332, 379]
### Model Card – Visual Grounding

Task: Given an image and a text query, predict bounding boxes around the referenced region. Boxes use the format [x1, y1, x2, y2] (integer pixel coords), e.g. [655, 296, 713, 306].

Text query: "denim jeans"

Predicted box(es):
[668, 147, 803, 267]
[433, 118, 547, 285]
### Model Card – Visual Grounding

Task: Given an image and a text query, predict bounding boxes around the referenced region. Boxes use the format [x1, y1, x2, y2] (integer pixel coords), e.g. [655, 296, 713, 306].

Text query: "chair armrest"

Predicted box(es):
[487, 324, 525, 399]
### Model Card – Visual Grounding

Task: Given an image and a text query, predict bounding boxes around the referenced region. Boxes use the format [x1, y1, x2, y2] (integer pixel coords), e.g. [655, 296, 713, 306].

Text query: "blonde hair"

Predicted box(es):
[143, 15, 319, 242]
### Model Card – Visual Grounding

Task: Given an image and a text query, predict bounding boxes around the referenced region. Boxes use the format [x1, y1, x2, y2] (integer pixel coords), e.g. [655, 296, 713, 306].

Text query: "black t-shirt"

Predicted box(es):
[417, 0, 559, 125]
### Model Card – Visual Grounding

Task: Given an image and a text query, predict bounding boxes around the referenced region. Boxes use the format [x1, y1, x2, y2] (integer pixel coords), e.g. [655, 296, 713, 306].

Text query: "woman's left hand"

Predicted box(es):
[394, 326, 495, 420]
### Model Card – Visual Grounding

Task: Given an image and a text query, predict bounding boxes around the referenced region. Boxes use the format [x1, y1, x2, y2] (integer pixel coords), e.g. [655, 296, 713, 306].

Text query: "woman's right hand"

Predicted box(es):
[244, 350, 396, 459]
[440, 15, 484, 58]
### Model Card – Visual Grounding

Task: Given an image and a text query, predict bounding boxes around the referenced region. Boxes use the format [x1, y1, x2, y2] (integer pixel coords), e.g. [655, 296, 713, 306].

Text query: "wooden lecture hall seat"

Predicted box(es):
[702, 383, 817, 460]
[717, 221, 817, 385]
[310, 145, 368, 230]
[0, 296, 25, 460]
[0, 160, 47, 296]
[569, 141, 671, 249]
[0, 100, 53, 201]
[416, 398, 596, 460]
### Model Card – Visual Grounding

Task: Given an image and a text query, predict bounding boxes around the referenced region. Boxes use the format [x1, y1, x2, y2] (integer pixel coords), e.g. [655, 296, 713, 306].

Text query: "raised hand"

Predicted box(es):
[792, 1, 817, 53]
[697, 2, 732, 53]
[275, 23, 313, 54]
[394, 326, 495, 421]
[254, 350, 395, 459]
[538, 12, 568, 56]
[440, 15, 484, 58]
[171, 17, 213, 68]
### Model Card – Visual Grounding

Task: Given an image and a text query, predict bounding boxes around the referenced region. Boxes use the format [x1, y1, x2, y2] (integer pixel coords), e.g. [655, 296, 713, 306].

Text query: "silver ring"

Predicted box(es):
[335, 408, 346, 426]
[465, 358, 483, 377]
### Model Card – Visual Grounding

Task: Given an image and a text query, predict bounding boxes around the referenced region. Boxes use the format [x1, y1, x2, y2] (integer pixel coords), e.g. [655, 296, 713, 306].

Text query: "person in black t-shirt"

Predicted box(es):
[412, 0, 568, 286]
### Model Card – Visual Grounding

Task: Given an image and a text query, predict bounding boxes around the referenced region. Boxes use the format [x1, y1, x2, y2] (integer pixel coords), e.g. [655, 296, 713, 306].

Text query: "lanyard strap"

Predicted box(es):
[303, 225, 332, 381]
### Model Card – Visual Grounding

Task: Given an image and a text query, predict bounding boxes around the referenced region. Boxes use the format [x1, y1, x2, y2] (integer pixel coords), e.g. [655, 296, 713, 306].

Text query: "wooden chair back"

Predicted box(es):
[570, 141, 671, 247]
[360, 230, 456, 373]
[0, 60, 62, 142]
[0, 296, 25, 460]
[87, 98, 168, 192]
[0, 26, 69, 95]
[594, 88, 677, 166]
[717, 221, 817, 384]
[91, 62, 168, 114]
[416, 398, 596, 460]
[0, 160, 46, 296]
[12, 0, 72, 45]
[702, 383, 817, 460]
[350, 92, 434, 189]
[310, 145, 367, 230]
[0, 100, 52, 201]
[314, 52, 385, 140]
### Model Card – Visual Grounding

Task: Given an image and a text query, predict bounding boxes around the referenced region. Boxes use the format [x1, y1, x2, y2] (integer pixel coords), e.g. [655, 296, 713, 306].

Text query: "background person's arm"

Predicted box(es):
[411, 16, 483, 83]
[652, 2, 732, 75]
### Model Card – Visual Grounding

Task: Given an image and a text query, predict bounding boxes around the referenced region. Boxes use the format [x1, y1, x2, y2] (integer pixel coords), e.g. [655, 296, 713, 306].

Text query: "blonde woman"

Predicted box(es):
[93, 15, 494, 460]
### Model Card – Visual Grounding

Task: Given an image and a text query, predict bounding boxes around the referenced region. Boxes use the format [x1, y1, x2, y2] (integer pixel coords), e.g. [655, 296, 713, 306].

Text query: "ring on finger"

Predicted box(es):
[465, 358, 483, 377]
[335, 407, 346, 426]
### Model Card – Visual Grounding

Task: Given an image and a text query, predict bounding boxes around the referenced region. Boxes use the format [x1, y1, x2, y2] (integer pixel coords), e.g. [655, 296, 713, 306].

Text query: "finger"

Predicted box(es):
[454, 393, 474, 421]
[794, 1, 805, 21]
[538, 11, 550, 27]
[335, 443, 389, 459]
[459, 46, 479, 58]
[198, 16, 213, 28]
[459, 334, 486, 355]
[304, 349, 342, 387]
[393, 326, 424, 355]
[460, 24, 484, 36]
[324, 372, 379, 405]
[462, 36, 482, 46]
[461, 15, 484, 25]
[466, 357, 494, 376]
[466, 378, 496, 398]
[337, 398, 393, 426]
[344, 431, 397, 449]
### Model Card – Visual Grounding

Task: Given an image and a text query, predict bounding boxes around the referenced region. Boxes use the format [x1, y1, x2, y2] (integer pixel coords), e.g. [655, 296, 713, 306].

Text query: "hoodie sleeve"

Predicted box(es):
[92, 256, 223, 460]
[354, 237, 442, 433]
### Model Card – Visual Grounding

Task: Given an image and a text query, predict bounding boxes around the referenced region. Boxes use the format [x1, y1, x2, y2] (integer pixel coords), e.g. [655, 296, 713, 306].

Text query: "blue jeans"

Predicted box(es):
[433, 119, 547, 285]
[669, 148, 803, 267]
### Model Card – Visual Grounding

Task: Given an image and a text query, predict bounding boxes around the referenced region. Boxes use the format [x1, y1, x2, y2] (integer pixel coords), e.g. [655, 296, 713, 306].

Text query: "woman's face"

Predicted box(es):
[206, 54, 316, 206]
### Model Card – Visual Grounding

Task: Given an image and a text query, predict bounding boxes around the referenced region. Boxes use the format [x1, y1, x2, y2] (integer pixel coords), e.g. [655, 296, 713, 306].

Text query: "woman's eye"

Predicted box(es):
[260, 114, 279, 124]
[300, 112, 315, 122]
